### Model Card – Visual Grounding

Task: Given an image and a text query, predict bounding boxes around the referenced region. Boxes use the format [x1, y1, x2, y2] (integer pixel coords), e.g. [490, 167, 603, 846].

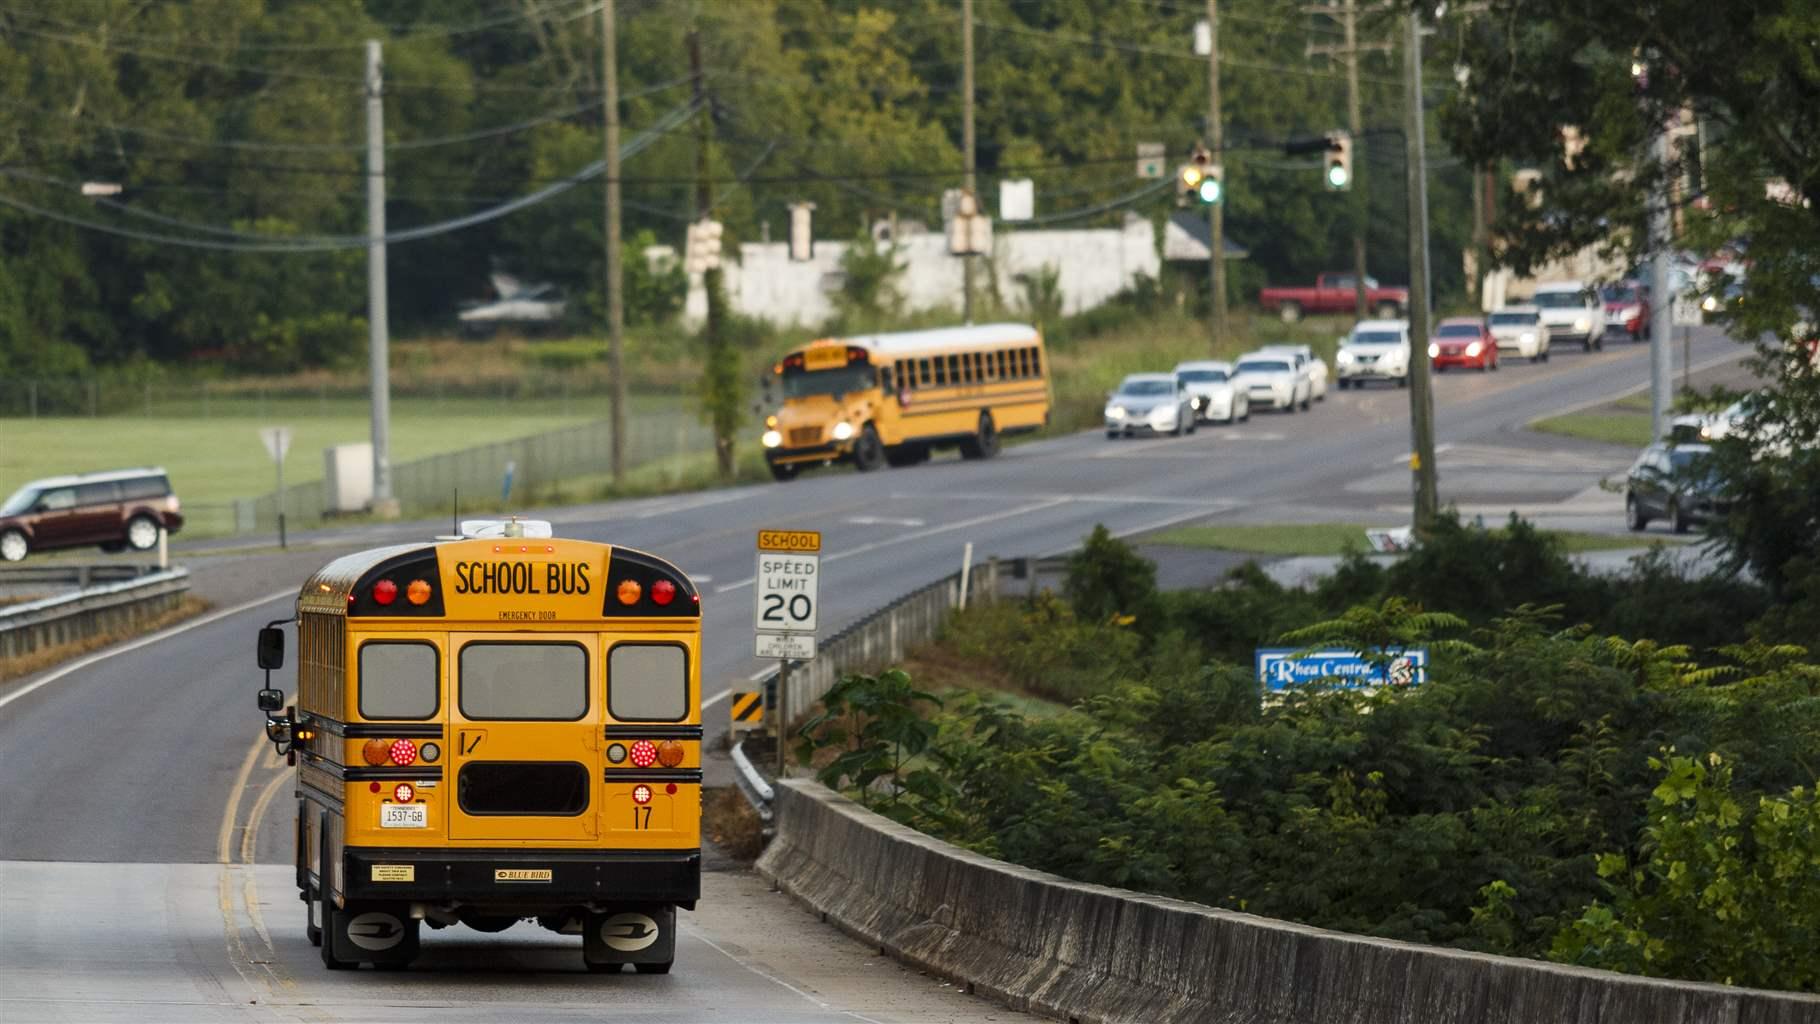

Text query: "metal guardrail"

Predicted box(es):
[0, 568, 191, 661]
[0, 564, 162, 589]
[729, 739, 775, 827]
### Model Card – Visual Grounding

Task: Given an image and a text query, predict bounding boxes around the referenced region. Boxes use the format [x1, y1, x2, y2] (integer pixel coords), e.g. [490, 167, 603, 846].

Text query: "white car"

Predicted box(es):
[1531, 281, 1603, 352]
[1234, 351, 1312, 413]
[1172, 360, 1250, 424]
[1105, 373, 1196, 438]
[1334, 319, 1411, 389]
[1260, 344, 1328, 401]
[1668, 392, 1790, 455]
[1487, 305, 1551, 362]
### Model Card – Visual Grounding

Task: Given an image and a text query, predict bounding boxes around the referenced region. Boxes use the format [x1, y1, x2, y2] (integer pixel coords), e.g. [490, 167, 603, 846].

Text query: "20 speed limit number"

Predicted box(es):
[755, 534, 819, 633]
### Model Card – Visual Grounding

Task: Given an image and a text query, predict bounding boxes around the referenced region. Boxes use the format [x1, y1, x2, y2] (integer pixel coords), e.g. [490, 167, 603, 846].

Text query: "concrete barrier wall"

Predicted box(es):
[0, 569, 190, 661]
[759, 780, 1819, 1024]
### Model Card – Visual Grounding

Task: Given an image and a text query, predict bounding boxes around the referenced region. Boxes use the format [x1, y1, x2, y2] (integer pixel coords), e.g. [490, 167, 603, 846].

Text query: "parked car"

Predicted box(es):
[0, 467, 183, 562]
[1668, 392, 1791, 456]
[1487, 306, 1551, 363]
[1334, 319, 1411, 389]
[1427, 317, 1500, 372]
[1260, 344, 1329, 401]
[1624, 442, 1726, 534]
[1601, 280, 1652, 342]
[1172, 360, 1250, 424]
[1105, 373, 1196, 438]
[1532, 281, 1604, 351]
[1234, 351, 1312, 413]
[1258, 273, 1408, 323]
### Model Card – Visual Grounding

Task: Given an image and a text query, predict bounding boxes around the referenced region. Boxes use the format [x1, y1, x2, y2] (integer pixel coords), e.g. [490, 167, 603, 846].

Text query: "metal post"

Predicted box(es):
[1649, 129, 1675, 440]
[1205, 0, 1226, 345]
[603, 0, 626, 486]
[1403, 11, 1438, 529]
[365, 40, 398, 517]
[775, 659, 789, 778]
[1681, 325, 1691, 394]
[958, 541, 974, 611]
[276, 445, 288, 549]
[961, 0, 976, 323]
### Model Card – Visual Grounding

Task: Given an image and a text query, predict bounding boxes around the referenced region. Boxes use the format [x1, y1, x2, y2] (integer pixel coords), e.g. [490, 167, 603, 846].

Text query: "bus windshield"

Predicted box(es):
[781, 365, 875, 399]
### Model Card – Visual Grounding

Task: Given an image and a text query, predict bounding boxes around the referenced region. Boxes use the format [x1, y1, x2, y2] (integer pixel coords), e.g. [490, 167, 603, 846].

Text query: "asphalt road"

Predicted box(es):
[0, 326, 1748, 1022]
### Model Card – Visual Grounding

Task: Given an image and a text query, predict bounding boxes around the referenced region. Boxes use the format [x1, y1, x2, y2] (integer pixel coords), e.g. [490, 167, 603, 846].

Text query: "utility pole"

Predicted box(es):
[1402, 11, 1438, 529]
[961, 0, 976, 323]
[365, 39, 397, 517]
[1648, 126, 1674, 440]
[1306, 0, 1392, 320]
[602, 0, 625, 487]
[1205, 0, 1225, 346]
[689, 31, 733, 480]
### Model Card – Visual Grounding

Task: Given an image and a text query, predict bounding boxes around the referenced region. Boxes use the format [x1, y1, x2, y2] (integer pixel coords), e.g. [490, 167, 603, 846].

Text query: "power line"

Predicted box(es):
[1, 1, 602, 52]
[0, 73, 695, 154]
[0, 99, 701, 251]
[1, 19, 605, 94]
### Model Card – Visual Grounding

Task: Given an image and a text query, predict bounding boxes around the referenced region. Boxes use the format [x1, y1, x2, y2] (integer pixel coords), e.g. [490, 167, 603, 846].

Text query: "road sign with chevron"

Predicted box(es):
[729, 691, 764, 732]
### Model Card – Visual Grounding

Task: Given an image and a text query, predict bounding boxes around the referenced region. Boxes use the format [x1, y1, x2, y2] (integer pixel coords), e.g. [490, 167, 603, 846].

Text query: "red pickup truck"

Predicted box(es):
[1258, 273, 1408, 322]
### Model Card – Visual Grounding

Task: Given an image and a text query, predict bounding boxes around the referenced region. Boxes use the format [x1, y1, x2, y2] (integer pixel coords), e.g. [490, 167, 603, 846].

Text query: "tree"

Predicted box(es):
[1436, 0, 1820, 614]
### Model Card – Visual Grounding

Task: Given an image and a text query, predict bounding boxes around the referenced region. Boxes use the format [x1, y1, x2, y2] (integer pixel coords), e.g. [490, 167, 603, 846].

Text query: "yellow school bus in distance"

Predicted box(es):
[253, 520, 700, 972]
[759, 322, 1051, 481]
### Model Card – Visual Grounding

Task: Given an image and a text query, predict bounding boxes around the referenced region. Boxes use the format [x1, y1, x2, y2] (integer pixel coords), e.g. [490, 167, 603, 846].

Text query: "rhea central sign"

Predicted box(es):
[1253, 648, 1428, 691]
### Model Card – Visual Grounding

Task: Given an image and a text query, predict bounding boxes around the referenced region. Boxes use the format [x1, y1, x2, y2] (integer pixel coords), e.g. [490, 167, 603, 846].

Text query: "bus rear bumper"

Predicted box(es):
[341, 847, 700, 908]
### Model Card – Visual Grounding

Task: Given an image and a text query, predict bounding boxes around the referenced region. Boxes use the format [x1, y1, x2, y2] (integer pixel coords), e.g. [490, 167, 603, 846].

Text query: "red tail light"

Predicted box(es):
[651, 579, 676, 606]
[388, 739, 418, 766]
[372, 579, 398, 606]
[629, 740, 657, 768]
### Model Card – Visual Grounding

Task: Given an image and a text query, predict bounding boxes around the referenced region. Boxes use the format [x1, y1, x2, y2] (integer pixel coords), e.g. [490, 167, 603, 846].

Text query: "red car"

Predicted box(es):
[1428, 317, 1499, 372]
[1601, 280, 1652, 342]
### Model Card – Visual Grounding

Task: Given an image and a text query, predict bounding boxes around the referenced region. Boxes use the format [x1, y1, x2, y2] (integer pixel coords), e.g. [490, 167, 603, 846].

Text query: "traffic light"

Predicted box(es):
[684, 218, 723, 273]
[1323, 131, 1352, 191]
[1177, 145, 1223, 206]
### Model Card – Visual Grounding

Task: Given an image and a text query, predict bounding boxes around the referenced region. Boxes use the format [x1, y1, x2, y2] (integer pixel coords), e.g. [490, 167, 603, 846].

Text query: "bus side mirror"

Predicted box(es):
[257, 688, 285, 712]
[257, 626, 284, 670]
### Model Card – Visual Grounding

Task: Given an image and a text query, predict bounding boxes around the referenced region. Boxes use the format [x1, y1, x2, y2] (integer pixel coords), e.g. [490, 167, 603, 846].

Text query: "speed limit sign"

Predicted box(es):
[755, 530, 820, 635]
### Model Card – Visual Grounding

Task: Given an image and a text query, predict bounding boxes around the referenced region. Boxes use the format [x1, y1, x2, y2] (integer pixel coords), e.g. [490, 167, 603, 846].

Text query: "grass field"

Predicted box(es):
[1529, 411, 1657, 448]
[1148, 521, 1676, 557]
[0, 406, 599, 507]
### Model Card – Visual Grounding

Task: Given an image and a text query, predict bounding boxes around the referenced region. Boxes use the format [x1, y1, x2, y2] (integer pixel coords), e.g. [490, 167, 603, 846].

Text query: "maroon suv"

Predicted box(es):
[0, 468, 184, 562]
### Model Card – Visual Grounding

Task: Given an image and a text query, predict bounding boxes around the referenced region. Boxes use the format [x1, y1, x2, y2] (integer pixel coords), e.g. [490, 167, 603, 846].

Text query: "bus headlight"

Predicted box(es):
[762, 429, 782, 448]
[832, 421, 854, 441]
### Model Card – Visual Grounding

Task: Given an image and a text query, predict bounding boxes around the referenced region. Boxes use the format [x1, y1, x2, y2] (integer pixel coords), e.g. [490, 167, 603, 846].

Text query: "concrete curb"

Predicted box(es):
[758, 780, 1818, 1024]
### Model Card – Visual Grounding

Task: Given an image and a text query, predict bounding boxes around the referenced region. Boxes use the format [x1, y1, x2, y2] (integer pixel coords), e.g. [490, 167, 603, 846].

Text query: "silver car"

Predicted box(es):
[1105, 373, 1196, 438]
[1172, 360, 1250, 424]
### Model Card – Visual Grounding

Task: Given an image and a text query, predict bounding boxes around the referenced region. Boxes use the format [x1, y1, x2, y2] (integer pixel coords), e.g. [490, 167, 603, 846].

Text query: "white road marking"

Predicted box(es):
[0, 586, 296, 715]
[844, 515, 926, 527]
[1386, 443, 1455, 468]
[702, 688, 734, 710]
[715, 497, 1071, 595]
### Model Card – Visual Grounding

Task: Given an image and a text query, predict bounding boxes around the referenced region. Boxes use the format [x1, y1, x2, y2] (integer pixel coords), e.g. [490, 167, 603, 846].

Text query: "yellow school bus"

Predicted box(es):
[254, 521, 700, 972]
[759, 322, 1052, 480]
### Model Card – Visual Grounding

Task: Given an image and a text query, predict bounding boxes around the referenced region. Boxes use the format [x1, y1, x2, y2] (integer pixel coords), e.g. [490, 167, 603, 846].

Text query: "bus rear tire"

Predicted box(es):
[959, 413, 1000, 460]
[851, 425, 884, 472]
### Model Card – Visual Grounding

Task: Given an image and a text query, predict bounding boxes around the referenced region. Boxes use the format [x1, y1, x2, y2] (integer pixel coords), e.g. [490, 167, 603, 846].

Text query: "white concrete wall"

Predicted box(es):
[678, 215, 1159, 328]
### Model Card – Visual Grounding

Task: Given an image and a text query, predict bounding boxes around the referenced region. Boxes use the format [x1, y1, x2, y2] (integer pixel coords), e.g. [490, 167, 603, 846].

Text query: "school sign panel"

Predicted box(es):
[1254, 648, 1428, 692]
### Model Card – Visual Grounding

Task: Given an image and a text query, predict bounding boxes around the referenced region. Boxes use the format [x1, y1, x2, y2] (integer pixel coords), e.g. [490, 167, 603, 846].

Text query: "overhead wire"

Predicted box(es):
[0, 0, 602, 52]
[0, 98, 701, 251]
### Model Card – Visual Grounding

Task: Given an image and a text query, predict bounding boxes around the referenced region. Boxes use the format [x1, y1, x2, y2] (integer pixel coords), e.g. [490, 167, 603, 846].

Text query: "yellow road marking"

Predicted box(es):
[217, 734, 265, 865]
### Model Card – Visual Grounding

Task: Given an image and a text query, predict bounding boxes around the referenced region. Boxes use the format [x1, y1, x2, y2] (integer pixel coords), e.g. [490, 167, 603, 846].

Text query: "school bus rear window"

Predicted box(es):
[608, 643, 689, 722]
[457, 761, 589, 816]
[459, 642, 587, 721]
[358, 641, 438, 720]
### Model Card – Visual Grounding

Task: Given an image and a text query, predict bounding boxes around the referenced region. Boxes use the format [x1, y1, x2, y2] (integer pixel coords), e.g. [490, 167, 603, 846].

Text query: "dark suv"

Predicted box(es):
[1624, 443, 1725, 534]
[0, 468, 184, 562]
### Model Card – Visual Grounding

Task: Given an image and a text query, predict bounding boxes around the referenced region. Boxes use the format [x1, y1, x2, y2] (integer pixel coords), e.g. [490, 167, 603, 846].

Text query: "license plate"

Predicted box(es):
[380, 803, 427, 829]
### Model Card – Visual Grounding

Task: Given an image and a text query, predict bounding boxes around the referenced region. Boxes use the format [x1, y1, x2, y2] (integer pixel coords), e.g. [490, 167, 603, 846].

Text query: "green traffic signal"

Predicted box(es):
[1325, 163, 1350, 189]
[1197, 176, 1222, 204]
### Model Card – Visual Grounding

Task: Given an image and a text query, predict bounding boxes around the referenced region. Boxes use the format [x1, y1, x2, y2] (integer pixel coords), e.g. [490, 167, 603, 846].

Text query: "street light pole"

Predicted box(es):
[365, 39, 397, 517]
[1402, 11, 1438, 529]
